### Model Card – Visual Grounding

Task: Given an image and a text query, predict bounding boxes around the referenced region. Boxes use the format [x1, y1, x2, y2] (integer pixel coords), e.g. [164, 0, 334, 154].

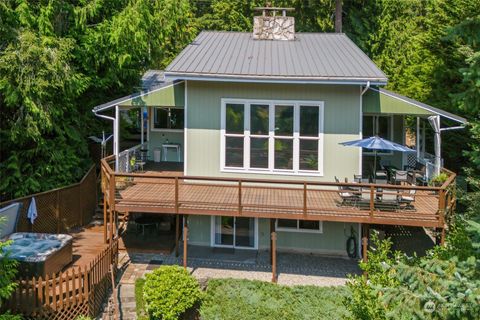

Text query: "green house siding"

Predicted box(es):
[186, 81, 362, 182]
[363, 89, 433, 115]
[186, 215, 359, 256]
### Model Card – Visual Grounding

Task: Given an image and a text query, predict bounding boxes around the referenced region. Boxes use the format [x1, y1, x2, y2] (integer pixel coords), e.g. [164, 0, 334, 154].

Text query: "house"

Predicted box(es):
[94, 8, 466, 276]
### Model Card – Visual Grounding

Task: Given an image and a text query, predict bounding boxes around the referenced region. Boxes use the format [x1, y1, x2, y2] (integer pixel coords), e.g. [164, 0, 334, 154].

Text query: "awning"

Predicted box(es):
[363, 87, 467, 124]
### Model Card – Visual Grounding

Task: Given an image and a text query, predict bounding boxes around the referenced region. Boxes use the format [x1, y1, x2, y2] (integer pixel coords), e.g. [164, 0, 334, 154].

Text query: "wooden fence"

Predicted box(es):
[4, 238, 119, 320]
[0, 164, 97, 233]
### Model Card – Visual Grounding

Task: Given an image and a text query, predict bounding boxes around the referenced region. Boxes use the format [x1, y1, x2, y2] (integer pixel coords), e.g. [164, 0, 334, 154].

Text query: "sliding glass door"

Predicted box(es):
[213, 216, 256, 249]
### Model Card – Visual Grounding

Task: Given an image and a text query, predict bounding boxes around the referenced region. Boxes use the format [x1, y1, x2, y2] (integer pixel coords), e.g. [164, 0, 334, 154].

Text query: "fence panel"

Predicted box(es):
[0, 165, 97, 233]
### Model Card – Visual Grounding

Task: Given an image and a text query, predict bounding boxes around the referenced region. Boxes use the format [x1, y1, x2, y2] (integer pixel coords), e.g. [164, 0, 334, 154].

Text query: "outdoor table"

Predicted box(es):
[135, 216, 159, 236]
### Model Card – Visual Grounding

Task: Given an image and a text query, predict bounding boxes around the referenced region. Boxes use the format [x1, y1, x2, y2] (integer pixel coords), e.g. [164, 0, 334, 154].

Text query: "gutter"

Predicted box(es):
[361, 81, 371, 96]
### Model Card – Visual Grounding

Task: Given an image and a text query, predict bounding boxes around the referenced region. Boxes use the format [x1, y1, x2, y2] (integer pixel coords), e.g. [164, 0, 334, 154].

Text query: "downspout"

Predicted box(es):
[93, 106, 119, 171]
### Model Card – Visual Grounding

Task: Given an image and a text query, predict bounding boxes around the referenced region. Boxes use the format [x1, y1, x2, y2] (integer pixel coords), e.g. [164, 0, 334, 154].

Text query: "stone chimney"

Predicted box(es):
[253, 7, 295, 40]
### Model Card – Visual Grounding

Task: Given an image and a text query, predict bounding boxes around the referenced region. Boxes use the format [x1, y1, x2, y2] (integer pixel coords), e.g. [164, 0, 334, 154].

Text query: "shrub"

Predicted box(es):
[143, 266, 202, 320]
[0, 217, 18, 308]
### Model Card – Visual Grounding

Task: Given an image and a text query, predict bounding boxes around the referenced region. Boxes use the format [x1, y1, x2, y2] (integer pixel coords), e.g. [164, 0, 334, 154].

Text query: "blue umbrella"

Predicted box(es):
[340, 136, 415, 172]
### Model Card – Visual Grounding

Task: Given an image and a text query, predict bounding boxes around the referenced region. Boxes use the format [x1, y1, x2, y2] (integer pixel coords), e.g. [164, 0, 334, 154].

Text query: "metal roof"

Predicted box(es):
[92, 70, 170, 112]
[165, 31, 388, 84]
[375, 88, 467, 124]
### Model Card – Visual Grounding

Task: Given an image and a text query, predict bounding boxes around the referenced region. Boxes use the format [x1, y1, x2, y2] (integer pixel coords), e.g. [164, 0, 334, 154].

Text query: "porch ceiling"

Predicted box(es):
[363, 87, 467, 124]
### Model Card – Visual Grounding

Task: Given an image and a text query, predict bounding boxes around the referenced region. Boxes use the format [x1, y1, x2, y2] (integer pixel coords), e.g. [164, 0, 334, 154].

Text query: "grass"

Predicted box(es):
[135, 278, 148, 320]
[135, 277, 351, 320]
[201, 279, 350, 320]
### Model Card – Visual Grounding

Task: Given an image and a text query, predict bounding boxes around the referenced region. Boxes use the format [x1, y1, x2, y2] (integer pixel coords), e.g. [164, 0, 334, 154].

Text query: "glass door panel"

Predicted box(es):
[235, 217, 255, 248]
[214, 216, 234, 246]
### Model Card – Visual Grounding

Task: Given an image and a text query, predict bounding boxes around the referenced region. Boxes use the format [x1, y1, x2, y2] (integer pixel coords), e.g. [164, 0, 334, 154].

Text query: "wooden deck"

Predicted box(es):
[101, 157, 456, 229]
[67, 225, 108, 271]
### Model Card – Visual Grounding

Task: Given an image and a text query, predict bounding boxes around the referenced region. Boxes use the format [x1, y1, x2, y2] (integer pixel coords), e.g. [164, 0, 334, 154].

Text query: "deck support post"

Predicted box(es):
[362, 224, 369, 263]
[109, 206, 114, 244]
[175, 215, 180, 257]
[183, 215, 188, 269]
[270, 219, 277, 283]
[435, 227, 446, 246]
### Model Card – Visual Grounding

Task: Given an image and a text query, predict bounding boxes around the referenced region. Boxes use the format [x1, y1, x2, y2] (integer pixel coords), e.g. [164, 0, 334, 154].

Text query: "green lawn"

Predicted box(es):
[200, 279, 350, 320]
[135, 278, 148, 320]
[136, 277, 350, 320]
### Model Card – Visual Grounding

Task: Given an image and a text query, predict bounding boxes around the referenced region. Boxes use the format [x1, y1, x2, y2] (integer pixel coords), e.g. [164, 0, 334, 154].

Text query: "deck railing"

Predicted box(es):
[4, 238, 119, 319]
[100, 156, 456, 228]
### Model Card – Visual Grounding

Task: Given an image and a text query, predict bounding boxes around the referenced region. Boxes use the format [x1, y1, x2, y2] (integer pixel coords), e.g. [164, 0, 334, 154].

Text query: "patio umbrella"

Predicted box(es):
[340, 136, 415, 173]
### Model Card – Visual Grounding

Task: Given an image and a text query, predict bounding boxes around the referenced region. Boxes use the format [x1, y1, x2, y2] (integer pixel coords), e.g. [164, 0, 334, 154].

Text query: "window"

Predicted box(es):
[276, 219, 323, 233]
[153, 107, 184, 130]
[362, 115, 393, 154]
[221, 99, 324, 175]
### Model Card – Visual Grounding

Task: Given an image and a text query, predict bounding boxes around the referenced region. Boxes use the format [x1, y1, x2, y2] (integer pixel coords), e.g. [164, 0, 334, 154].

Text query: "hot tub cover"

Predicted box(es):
[1, 233, 73, 262]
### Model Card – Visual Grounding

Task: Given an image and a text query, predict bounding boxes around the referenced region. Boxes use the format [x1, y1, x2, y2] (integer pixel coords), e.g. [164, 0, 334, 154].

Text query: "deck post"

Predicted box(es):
[270, 219, 275, 264]
[175, 214, 180, 257]
[183, 215, 188, 269]
[362, 224, 369, 263]
[271, 228, 277, 283]
[435, 227, 446, 246]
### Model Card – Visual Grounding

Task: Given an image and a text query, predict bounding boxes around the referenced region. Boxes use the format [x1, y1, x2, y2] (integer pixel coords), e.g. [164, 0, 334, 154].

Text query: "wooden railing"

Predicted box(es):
[4, 238, 119, 319]
[100, 157, 456, 228]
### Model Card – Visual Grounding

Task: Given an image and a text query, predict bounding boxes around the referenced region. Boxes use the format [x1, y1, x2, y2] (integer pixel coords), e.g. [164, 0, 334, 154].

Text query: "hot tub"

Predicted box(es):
[1, 233, 73, 278]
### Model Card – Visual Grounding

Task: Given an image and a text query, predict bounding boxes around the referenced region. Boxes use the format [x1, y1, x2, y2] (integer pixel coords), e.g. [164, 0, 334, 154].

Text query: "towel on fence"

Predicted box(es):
[27, 197, 38, 224]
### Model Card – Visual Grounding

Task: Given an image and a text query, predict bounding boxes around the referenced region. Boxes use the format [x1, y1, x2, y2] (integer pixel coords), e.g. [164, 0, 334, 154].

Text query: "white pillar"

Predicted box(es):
[114, 105, 120, 171]
[416, 117, 420, 159]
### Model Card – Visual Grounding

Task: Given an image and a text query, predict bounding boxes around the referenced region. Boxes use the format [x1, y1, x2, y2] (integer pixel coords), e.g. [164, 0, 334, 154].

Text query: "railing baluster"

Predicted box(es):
[238, 180, 242, 215]
[369, 186, 375, 217]
[303, 183, 307, 216]
[175, 177, 179, 214]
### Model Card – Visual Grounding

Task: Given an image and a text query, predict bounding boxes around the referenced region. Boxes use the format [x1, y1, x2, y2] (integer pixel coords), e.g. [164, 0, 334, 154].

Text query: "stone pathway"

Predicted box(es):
[114, 246, 360, 319]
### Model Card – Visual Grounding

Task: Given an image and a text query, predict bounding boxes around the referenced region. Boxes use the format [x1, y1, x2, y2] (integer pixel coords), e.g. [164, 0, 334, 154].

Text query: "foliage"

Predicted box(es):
[346, 224, 480, 320]
[0, 218, 18, 309]
[429, 172, 449, 187]
[143, 266, 202, 320]
[0, 313, 22, 320]
[135, 278, 148, 320]
[0, 0, 196, 201]
[201, 278, 350, 320]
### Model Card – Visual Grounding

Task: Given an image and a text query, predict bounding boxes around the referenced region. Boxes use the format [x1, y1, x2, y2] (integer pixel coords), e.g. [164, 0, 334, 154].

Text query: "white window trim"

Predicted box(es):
[210, 216, 258, 250]
[151, 106, 185, 132]
[363, 114, 394, 155]
[220, 98, 324, 176]
[275, 219, 323, 234]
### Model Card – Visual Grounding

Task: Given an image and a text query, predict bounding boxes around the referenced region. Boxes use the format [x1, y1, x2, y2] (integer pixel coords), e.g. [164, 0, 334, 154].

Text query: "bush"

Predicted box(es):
[201, 278, 350, 320]
[143, 266, 202, 320]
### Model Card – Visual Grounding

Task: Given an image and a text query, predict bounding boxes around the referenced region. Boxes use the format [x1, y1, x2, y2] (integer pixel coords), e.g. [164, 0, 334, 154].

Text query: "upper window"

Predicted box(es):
[153, 107, 184, 130]
[221, 99, 324, 175]
[276, 219, 323, 233]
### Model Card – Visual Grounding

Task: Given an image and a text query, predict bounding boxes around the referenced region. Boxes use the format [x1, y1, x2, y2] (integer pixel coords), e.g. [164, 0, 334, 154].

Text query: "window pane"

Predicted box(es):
[300, 106, 319, 136]
[299, 220, 320, 230]
[250, 138, 269, 168]
[169, 109, 184, 129]
[274, 139, 293, 170]
[226, 103, 244, 134]
[378, 116, 390, 139]
[363, 116, 374, 138]
[277, 219, 297, 229]
[251, 104, 269, 135]
[154, 108, 169, 129]
[275, 105, 293, 136]
[225, 137, 244, 167]
[299, 139, 318, 171]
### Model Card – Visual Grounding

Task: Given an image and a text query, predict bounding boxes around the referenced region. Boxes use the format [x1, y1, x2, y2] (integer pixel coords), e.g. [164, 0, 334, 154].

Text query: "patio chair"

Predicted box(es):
[353, 174, 363, 183]
[335, 176, 359, 206]
[376, 190, 400, 211]
[399, 189, 416, 210]
[393, 170, 408, 185]
[0, 202, 22, 239]
[375, 170, 388, 180]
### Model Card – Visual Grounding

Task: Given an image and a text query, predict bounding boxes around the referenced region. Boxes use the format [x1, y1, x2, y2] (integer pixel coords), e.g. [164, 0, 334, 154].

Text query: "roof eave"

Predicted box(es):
[164, 72, 388, 86]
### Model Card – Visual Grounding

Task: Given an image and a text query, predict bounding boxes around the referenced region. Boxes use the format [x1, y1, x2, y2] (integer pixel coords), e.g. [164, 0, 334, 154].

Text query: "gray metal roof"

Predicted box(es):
[165, 31, 388, 84]
[377, 88, 467, 124]
[92, 70, 169, 112]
